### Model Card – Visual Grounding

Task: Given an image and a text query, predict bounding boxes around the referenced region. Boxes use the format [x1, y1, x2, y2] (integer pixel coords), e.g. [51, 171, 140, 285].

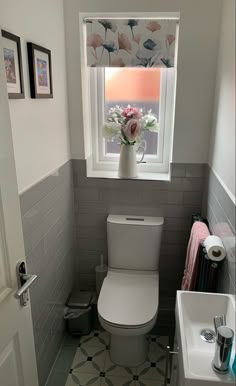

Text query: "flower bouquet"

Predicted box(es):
[103, 105, 159, 145]
[103, 105, 159, 178]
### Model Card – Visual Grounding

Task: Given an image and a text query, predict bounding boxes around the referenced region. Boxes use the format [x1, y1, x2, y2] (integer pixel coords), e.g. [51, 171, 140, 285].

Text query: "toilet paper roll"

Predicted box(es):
[203, 235, 226, 262]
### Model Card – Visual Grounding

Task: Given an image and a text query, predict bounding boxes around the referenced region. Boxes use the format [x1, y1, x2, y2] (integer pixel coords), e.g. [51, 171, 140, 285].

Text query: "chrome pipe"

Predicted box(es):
[164, 345, 179, 386]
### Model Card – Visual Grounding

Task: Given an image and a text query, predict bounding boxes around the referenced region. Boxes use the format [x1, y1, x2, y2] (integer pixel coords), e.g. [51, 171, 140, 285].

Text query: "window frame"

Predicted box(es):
[79, 11, 179, 178]
[89, 67, 176, 173]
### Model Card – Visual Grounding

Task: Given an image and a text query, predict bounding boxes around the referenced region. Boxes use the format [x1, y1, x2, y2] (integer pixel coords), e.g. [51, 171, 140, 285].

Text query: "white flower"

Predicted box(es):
[102, 105, 159, 145]
[141, 114, 160, 132]
[103, 121, 120, 138]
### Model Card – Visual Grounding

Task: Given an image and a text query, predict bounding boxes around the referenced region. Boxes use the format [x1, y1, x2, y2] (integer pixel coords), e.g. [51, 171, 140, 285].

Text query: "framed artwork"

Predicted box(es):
[1, 30, 25, 99]
[27, 42, 53, 98]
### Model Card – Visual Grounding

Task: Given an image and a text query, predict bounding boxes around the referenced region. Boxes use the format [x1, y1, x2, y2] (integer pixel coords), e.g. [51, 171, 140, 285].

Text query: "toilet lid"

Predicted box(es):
[98, 270, 159, 328]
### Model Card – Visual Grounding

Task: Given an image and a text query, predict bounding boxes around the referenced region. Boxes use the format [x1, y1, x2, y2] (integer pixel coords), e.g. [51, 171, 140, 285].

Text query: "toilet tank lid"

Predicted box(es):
[107, 214, 164, 226]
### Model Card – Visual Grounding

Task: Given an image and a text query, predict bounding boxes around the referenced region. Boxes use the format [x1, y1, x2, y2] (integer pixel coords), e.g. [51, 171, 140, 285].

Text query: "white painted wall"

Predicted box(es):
[208, 0, 235, 201]
[0, 0, 70, 193]
[64, 0, 222, 162]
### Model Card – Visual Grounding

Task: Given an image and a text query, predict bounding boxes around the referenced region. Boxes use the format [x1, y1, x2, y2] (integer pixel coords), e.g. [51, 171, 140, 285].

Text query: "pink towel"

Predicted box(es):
[181, 221, 210, 291]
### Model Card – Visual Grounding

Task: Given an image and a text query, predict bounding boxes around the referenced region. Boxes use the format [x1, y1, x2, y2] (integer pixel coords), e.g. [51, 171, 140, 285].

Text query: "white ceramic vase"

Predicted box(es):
[118, 144, 145, 178]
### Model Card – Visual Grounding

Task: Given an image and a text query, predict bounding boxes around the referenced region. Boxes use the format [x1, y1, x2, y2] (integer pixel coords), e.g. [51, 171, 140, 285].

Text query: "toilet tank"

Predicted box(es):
[107, 214, 164, 271]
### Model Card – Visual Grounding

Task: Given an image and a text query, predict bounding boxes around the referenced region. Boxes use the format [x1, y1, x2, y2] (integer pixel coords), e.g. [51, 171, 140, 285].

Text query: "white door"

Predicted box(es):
[0, 36, 39, 386]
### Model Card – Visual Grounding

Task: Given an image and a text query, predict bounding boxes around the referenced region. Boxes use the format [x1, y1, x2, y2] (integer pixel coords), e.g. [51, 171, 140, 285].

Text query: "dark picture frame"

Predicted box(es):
[1, 30, 25, 99]
[27, 42, 53, 98]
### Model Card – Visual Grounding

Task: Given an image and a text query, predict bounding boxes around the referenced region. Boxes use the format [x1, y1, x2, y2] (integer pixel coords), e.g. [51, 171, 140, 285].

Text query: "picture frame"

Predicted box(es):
[27, 42, 53, 98]
[1, 30, 25, 99]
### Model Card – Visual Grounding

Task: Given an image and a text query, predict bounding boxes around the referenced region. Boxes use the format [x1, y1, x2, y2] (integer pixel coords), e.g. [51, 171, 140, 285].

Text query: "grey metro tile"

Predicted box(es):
[171, 163, 186, 177]
[185, 164, 206, 178]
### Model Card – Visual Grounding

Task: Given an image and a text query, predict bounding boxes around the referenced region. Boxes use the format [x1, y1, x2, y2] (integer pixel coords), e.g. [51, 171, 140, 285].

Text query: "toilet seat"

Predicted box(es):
[98, 269, 159, 330]
[98, 313, 157, 337]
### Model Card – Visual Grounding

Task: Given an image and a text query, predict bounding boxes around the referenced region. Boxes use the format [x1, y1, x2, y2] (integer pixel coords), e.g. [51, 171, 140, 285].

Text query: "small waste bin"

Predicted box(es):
[64, 291, 92, 335]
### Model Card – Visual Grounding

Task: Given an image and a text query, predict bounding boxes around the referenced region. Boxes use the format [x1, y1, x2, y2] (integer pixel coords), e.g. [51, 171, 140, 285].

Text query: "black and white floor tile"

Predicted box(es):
[65, 331, 168, 386]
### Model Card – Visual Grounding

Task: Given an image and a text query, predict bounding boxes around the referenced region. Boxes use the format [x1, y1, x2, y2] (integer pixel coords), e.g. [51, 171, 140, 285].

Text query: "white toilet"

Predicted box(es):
[98, 214, 164, 367]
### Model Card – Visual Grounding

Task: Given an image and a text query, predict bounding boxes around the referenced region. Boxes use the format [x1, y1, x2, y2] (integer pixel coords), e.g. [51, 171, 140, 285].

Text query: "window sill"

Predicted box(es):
[86, 168, 171, 182]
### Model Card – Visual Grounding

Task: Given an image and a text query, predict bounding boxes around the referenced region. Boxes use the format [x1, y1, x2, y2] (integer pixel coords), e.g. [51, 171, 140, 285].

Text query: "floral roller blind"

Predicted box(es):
[85, 18, 178, 68]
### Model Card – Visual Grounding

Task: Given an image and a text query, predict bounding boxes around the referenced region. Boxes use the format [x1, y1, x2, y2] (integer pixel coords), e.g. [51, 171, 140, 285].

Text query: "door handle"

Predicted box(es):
[16, 274, 37, 297]
[15, 262, 37, 306]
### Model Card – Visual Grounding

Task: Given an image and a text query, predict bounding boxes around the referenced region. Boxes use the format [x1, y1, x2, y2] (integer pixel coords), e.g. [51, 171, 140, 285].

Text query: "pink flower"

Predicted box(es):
[123, 119, 141, 141]
[166, 34, 175, 46]
[133, 33, 141, 45]
[121, 106, 141, 120]
[111, 57, 125, 67]
[87, 33, 103, 50]
[146, 21, 161, 33]
[118, 33, 132, 52]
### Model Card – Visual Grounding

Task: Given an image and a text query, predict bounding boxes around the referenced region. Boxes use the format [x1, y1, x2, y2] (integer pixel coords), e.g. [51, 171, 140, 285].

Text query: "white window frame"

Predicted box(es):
[79, 12, 179, 179]
[90, 68, 176, 173]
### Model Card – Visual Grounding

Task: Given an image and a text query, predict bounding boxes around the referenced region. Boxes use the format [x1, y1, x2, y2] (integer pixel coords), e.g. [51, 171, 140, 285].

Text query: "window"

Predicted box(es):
[81, 14, 178, 179]
[104, 68, 160, 157]
[90, 66, 176, 174]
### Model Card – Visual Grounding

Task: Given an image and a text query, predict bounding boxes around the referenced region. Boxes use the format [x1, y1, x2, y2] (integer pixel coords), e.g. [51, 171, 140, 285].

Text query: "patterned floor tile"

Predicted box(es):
[136, 380, 164, 386]
[104, 353, 136, 378]
[146, 335, 168, 348]
[147, 336, 168, 363]
[72, 346, 107, 374]
[80, 331, 110, 349]
[66, 372, 101, 385]
[136, 359, 165, 382]
[101, 375, 136, 386]
[65, 333, 168, 386]
[136, 337, 167, 382]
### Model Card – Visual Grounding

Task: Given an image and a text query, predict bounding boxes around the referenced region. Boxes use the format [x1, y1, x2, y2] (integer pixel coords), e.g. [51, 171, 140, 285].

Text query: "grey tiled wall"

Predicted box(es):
[20, 161, 75, 386]
[73, 160, 206, 299]
[202, 166, 236, 295]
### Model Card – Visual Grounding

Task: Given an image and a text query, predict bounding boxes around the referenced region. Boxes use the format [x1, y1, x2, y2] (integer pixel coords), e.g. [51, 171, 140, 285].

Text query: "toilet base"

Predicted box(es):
[110, 334, 148, 367]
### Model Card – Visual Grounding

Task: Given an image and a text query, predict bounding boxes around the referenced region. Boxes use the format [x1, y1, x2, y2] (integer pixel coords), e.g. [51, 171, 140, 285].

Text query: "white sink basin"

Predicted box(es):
[176, 291, 236, 385]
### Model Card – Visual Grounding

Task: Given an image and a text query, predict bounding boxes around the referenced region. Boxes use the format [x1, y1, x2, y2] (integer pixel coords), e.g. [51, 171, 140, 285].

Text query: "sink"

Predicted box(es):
[176, 291, 236, 385]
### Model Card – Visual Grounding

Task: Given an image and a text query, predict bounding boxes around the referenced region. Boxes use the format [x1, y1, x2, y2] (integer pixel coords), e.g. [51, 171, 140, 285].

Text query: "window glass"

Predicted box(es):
[104, 68, 160, 156]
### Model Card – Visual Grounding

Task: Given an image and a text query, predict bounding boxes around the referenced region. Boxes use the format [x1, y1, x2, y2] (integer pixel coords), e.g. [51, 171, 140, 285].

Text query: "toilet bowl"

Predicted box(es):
[98, 215, 164, 367]
[98, 269, 159, 366]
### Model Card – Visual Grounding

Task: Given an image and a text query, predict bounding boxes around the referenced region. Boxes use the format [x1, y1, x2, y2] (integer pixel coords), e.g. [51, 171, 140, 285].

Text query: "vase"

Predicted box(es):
[118, 144, 145, 178]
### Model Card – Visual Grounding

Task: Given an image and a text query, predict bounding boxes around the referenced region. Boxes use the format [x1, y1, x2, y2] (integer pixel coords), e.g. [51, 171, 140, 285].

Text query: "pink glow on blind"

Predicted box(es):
[105, 68, 160, 102]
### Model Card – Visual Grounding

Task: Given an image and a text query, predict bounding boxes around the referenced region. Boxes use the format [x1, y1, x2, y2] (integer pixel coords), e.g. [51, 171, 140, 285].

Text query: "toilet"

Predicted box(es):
[98, 214, 164, 367]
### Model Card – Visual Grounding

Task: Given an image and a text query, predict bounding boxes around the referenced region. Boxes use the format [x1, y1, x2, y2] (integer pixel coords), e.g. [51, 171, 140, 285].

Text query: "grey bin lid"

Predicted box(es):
[67, 291, 92, 309]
